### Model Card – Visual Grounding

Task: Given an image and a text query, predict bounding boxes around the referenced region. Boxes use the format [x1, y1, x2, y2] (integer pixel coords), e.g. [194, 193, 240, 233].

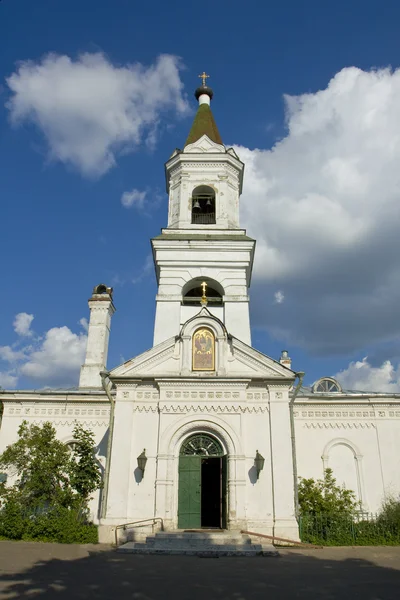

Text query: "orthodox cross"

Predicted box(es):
[198, 71, 210, 86]
[200, 281, 208, 305]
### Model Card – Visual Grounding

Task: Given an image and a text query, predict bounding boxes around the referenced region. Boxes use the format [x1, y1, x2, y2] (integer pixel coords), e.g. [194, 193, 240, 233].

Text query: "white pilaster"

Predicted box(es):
[268, 385, 300, 541]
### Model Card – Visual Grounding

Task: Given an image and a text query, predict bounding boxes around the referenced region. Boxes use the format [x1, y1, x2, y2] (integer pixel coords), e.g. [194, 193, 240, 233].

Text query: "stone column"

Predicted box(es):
[79, 284, 115, 388]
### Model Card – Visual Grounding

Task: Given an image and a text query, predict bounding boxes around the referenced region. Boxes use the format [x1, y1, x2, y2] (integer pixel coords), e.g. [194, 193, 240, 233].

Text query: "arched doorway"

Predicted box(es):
[178, 433, 227, 529]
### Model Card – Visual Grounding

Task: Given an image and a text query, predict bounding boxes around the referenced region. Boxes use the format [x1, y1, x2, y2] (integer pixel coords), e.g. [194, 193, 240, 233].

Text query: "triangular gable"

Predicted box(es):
[184, 134, 225, 154]
[110, 332, 294, 381]
[228, 337, 295, 380]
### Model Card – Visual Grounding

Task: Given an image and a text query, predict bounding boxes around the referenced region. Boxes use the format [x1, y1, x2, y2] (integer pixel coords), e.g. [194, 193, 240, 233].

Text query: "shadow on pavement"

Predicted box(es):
[0, 542, 400, 599]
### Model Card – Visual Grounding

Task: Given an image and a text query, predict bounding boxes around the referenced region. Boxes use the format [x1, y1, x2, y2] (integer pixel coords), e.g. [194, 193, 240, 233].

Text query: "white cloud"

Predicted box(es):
[20, 326, 87, 386]
[0, 313, 88, 388]
[79, 317, 89, 332]
[13, 312, 34, 337]
[6, 53, 189, 177]
[335, 357, 400, 393]
[132, 253, 154, 284]
[274, 290, 285, 304]
[237, 67, 400, 355]
[0, 346, 26, 362]
[0, 371, 18, 389]
[121, 188, 147, 209]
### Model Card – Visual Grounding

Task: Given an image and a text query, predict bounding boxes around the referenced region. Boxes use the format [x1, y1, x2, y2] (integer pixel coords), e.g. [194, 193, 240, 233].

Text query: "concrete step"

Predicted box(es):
[117, 543, 278, 557]
[117, 531, 278, 557]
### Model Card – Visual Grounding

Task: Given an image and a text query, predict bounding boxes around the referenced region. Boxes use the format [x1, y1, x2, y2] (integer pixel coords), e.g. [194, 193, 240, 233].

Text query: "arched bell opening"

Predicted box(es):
[191, 185, 216, 225]
[178, 432, 227, 530]
[182, 277, 223, 307]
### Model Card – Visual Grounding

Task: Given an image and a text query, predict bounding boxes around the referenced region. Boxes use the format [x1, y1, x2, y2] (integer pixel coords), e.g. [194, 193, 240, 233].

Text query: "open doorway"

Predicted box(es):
[178, 434, 227, 529]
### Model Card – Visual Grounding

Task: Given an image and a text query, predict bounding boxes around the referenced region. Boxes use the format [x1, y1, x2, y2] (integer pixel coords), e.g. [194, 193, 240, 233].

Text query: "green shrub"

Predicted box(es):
[0, 503, 98, 544]
[0, 497, 28, 540]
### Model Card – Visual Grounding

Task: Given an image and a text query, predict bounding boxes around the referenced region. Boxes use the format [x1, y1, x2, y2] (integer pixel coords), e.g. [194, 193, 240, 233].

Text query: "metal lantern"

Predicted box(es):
[0, 473, 7, 484]
[137, 449, 147, 475]
[255, 450, 265, 480]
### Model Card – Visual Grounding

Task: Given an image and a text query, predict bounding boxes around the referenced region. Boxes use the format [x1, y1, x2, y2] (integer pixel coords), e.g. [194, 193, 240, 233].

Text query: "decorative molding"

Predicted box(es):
[158, 381, 248, 388]
[294, 409, 400, 418]
[6, 407, 110, 418]
[28, 420, 108, 427]
[159, 404, 267, 414]
[304, 422, 375, 430]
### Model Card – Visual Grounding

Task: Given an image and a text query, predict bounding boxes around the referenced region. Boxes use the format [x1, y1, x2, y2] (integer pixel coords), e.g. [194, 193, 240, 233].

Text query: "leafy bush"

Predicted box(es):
[0, 504, 98, 543]
[298, 468, 357, 516]
[0, 421, 101, 543]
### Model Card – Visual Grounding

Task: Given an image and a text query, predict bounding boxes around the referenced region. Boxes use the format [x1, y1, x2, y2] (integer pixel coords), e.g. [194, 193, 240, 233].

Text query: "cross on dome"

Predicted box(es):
[198, 71, 210, 86]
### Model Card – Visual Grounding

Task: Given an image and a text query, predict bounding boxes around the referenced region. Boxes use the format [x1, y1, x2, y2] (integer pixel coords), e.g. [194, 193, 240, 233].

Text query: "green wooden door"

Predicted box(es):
[178, 456, 201, 529]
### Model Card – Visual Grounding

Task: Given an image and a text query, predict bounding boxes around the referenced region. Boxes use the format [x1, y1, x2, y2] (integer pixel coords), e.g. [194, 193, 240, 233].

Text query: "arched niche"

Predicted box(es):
[191, 185, 216, 225]
[179, 310, 227, 375]
[322, 439, 365, 508]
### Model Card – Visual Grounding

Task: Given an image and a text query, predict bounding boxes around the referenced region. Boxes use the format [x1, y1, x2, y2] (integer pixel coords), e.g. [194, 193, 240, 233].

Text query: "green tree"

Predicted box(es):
[298, 468, 357, 516]
[69, 424, 103, 505]
[0, 421, 102, 512]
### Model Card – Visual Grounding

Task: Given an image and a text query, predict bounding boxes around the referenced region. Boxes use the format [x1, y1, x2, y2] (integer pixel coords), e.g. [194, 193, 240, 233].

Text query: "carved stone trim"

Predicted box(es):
[159, 404, 267, 414]
[304, 422, 376, 429]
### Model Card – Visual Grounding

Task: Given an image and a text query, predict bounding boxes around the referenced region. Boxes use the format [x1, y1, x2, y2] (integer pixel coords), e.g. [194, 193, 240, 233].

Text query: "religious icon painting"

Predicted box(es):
[192, 328, 215, 371]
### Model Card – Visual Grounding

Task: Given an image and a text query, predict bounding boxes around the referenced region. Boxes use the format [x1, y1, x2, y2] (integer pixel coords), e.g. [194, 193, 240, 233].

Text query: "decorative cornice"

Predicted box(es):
[4, 406, 110, 418]
[294, 409, 400, 418]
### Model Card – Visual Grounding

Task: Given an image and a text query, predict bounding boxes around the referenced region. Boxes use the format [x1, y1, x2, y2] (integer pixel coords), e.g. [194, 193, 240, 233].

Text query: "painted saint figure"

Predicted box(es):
[192, 328, 215, 371]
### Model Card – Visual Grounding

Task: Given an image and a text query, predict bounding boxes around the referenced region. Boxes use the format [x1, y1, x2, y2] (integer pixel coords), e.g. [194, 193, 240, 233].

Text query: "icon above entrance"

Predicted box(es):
[178, 433, 227, 530]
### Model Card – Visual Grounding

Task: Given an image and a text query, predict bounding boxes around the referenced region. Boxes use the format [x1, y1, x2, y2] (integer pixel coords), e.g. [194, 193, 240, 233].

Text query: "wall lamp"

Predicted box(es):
[255, 451, 265, 480]
[137, 449, 147, 476]
[0, 473, 7, 484]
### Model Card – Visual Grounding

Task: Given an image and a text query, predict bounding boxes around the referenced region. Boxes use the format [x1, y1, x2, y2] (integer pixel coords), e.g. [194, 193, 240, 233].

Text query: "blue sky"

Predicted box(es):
[2, 0, 400, 391]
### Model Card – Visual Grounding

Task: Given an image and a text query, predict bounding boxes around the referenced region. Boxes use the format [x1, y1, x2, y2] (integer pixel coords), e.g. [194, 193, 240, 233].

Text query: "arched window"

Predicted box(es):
[183, 278, 223, 307]
[191, 185, 216, 225]
[180, 434, 223, 456]
[312, 377, 342, 394]
[192, 328, 215, 371]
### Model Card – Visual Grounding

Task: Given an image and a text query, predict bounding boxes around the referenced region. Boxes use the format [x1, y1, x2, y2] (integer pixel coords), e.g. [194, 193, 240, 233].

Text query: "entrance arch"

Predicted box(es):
[178, 433, 227, 529]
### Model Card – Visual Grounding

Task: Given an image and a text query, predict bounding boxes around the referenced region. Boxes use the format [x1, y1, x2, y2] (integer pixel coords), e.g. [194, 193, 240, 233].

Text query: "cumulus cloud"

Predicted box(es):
[121, 188, 147, 209]
[20, 326, 87, 386]
[0, 372, 18, 389]
[0, 313, 87, 388]
[336, 357, 400, 393]
[6, 53, 188, 177]
[13, 312, 34, 337]
[274, 290, 285, 304]
[0, 346, 26, 362]
[238, 67, 400, 355]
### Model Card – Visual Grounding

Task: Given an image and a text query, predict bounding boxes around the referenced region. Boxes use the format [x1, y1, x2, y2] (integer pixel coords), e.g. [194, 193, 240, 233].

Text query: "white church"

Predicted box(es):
[1, 79, 400, 545]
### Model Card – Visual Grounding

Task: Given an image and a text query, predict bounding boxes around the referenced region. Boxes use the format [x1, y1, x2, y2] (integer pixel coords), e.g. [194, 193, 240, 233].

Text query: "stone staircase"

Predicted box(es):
[117, 530, 278, 557]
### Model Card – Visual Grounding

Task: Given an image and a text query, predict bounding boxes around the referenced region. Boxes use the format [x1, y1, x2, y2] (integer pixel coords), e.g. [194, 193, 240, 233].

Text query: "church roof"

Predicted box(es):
[185, 102, 223, 147]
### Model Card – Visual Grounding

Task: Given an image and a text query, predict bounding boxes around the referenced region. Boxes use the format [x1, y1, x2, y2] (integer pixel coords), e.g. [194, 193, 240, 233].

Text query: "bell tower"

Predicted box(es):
[151, 75, 255, 346]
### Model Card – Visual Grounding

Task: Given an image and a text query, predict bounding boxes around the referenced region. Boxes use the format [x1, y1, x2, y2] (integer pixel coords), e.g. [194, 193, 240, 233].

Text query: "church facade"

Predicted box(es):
[1, 81, 400, 544]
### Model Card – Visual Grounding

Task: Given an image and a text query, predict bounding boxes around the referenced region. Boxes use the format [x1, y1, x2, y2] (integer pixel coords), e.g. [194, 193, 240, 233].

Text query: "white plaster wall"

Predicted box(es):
[294, 401, 400, 513]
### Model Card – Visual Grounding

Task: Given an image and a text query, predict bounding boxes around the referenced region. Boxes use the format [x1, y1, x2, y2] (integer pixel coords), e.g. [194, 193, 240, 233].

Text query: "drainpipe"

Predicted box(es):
[100, 370, 116, 520]
[289, 371, 305, 520]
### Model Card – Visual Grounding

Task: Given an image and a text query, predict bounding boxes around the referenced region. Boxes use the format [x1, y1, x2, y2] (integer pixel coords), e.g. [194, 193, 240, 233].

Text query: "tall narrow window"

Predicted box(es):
[191, 185, 216, 225]
[192, 328, 215, 371]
